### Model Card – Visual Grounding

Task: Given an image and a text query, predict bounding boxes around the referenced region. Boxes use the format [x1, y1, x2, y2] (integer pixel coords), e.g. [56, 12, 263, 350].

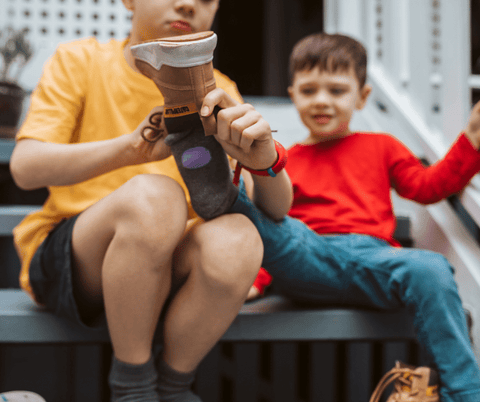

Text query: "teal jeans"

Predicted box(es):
[229, 181, 480, 402]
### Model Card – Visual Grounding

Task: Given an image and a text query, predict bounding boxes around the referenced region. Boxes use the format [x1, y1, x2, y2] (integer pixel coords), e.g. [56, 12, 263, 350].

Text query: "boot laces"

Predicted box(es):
[370, 367, 422, 402]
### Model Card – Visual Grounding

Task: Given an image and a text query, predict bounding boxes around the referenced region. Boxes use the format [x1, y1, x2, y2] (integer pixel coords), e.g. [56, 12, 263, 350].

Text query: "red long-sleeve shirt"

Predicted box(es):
[286, 132, 480, 246]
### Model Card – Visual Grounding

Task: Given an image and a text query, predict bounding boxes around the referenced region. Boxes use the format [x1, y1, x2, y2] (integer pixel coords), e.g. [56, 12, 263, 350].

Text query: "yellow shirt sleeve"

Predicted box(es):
[17, 39, 94, 144]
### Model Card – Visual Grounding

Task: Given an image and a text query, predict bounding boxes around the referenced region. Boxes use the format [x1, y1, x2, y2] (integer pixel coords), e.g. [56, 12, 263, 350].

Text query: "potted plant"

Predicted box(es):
[0, 26, 33, 137]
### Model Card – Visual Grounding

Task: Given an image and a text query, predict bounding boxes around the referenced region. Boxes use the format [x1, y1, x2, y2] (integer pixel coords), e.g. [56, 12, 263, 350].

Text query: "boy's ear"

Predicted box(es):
[287, 86, 294, 101]
[355, 84, 372, 110]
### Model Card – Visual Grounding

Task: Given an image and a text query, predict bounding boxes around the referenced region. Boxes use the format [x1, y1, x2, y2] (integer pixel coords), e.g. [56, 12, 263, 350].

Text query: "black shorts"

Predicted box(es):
[29, 215, 107, 329]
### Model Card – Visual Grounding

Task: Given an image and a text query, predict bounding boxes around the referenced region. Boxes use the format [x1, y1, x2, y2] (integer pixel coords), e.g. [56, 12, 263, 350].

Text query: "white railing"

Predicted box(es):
[325, 0, 480, 361]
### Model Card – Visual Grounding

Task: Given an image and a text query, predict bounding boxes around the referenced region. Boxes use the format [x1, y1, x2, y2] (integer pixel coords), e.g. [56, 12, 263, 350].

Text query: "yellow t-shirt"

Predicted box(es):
[13, 37, 242, 299]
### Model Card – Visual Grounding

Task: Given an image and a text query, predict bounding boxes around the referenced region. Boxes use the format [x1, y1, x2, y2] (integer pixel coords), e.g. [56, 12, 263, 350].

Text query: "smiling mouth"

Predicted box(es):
[313, 115, 333, 124]
[170, 21, 192, 32]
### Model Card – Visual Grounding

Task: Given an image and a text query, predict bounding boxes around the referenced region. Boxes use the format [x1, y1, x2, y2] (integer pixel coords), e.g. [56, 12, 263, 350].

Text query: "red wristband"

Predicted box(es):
[232, 140, 288, 185]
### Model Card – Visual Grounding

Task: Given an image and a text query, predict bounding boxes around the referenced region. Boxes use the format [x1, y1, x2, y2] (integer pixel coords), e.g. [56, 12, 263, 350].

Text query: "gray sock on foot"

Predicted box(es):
[164, 112, 238, 221]
[157, 359, 202, 402]
[108, 355, 159, 402]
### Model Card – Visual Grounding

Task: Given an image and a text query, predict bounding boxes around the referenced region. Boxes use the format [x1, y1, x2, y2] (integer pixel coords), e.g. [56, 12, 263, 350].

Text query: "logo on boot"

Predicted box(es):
[164, 103, 197, 117]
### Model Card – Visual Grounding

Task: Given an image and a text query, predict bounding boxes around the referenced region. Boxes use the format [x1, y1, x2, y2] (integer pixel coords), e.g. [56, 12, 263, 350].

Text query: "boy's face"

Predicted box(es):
[288, 65, 371, 143]
[123, 0, 220, 42]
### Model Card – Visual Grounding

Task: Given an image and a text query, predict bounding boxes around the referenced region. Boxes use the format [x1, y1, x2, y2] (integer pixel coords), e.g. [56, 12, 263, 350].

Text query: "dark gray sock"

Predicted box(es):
[164, 112, 238, 221]
[157, 359, 201, 402]
[108, 355, 159, 402]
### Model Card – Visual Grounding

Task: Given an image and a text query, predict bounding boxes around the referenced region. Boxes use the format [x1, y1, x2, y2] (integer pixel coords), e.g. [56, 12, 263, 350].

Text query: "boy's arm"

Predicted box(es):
[464, 100, 480, 149]
[390, 100, 480, 203]
[11, 107, 171, 190]
[202, 89, 293, 220]
[248, 171, 293, 221]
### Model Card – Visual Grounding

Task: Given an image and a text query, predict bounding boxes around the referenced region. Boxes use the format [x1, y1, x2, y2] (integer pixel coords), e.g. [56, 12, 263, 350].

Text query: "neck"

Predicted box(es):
[304, 125, 352, 144]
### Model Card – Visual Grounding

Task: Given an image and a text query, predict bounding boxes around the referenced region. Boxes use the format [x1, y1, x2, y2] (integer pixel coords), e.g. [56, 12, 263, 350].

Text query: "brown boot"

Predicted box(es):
[130, 31, 217, 135]
[370, 361, 439, 402]
[130, 32, 239, 220]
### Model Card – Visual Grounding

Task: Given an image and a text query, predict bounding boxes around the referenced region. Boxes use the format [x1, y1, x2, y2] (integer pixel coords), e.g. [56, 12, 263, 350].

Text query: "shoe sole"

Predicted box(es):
[0, 391, 47, 402]
[131, 31, 217, 69]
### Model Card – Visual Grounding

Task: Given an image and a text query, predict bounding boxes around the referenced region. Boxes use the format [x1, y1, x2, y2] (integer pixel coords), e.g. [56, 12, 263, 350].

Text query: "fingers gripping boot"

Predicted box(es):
[131, 32, 238, 220]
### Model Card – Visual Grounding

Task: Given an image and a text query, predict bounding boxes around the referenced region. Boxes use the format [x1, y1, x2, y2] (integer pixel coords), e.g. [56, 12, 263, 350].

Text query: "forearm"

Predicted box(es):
[464, 129, 480, 150]
[394, 133, 480, 204]
[251, 170, 293, 221]
[11, 135, 137, 190]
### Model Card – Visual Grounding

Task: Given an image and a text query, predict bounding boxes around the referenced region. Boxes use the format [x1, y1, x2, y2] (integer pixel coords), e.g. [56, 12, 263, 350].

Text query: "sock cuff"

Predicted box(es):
[110, 355, 157, 384]
[158, 359, 196, 385]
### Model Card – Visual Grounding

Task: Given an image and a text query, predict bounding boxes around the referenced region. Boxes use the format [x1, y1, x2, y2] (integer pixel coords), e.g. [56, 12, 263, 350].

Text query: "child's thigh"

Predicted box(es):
[266, 232, 365, 304]
[270, 234, 454, 308]
[71, 175, 189, 300]
[356, 245, 455, 295]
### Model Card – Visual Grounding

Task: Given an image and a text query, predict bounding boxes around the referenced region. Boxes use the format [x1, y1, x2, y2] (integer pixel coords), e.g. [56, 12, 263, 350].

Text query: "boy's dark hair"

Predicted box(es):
[289, 32, 367, 88]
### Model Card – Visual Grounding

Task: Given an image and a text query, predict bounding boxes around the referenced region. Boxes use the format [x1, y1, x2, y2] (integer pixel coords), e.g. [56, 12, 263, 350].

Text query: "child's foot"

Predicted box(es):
[0, 391, 47, 401]
[156, 359, 202, 402]
[131, 32, 238, 220]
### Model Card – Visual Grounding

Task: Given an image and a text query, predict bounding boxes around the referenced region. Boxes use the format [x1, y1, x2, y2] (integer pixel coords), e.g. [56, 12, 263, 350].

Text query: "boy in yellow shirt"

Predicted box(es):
[10, 0, 292, 401]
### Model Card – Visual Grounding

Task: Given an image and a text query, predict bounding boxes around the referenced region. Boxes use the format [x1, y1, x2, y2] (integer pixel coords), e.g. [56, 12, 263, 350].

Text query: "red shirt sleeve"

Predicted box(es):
[389, 133, 480, 204]
[252, 267, 272, 294]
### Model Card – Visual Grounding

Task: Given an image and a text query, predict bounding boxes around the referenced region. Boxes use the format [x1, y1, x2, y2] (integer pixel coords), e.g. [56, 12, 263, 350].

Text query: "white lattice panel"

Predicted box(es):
[1, 0, 133, 90]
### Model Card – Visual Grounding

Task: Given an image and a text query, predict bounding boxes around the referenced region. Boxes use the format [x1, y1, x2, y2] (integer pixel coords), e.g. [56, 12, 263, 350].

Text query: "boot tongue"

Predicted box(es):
[395, 361, 438, 386]
[411, 367, 431, 394]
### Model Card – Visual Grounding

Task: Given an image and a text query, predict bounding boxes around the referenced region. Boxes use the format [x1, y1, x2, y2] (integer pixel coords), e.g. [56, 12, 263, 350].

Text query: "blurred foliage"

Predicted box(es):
[0, 26, 33, 83]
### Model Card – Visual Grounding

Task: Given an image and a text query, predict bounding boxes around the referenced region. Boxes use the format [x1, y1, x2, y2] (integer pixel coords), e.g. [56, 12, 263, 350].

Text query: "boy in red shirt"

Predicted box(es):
[230, 32, 480, 402]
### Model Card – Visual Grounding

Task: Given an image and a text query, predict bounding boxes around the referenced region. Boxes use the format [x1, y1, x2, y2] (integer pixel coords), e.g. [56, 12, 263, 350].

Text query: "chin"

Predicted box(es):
[314, 131, 349, 141]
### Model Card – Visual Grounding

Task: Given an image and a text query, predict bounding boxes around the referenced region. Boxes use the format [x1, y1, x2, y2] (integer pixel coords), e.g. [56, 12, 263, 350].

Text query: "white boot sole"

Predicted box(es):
[131, 33, 217, 70]
[0, 391, 47, 401]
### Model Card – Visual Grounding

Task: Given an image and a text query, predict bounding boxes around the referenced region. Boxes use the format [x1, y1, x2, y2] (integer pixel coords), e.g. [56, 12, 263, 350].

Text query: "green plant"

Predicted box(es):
[0, 26, 33, 83]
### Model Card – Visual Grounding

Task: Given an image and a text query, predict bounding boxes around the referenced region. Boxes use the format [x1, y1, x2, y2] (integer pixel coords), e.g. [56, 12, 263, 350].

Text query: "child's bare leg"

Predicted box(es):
[160, 214, 262, 371]
[153, 213, 262, 401]
[70, 174, 189, 401]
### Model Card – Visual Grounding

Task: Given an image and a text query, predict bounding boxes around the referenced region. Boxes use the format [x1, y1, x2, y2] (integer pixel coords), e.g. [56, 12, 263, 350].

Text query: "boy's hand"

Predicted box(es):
[129, 106, 172, 164]
[465, 100, 480, 149]
[201, 89, 277, 170]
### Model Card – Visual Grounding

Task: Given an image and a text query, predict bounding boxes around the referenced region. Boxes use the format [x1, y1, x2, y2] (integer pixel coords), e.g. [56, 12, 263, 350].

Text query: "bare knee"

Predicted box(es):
[112, 174, 188, 258]
[194, 214, 263, 295]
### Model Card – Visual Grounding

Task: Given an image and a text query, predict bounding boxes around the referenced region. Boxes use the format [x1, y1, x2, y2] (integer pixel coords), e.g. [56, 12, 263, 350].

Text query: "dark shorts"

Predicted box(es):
[29, 215, 107, 329]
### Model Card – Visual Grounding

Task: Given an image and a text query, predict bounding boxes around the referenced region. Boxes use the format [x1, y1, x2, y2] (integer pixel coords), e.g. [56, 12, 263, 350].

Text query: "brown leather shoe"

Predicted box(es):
[370, 361, 439, 402]
[131, 31, 218, 135]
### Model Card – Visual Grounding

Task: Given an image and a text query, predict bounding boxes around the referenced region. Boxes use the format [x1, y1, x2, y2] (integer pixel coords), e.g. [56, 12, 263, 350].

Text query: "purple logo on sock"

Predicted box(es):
[182, 146, 212, 169]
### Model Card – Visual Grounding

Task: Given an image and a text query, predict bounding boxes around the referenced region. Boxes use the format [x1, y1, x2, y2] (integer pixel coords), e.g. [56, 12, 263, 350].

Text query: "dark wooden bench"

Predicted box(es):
[0, 289, 416, 401]
[0, 289, 415, 344]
